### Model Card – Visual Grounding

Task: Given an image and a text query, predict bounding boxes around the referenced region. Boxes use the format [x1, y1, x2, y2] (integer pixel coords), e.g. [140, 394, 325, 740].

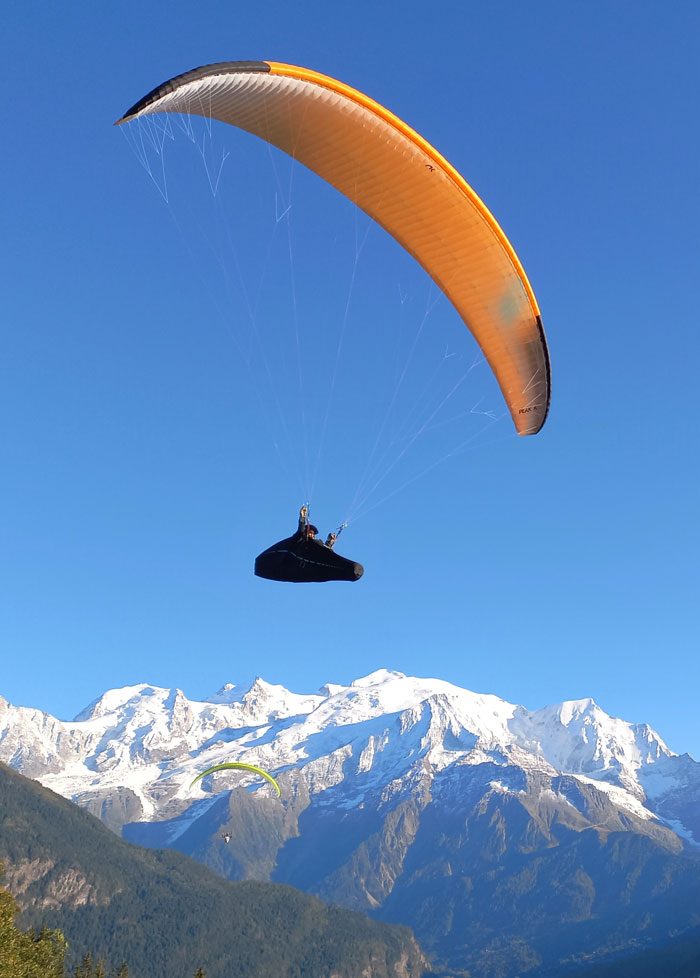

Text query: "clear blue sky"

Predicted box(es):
[2, 2, 699, 758]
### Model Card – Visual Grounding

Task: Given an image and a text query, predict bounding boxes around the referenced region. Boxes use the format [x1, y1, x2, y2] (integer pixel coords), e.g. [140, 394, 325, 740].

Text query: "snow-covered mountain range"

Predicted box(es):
[1, 668, 697, 843]
[4, 669, 700, 977]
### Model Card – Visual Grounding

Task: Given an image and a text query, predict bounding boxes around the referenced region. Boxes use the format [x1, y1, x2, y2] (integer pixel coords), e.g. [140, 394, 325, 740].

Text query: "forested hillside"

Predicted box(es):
[0, 763, 427, 978]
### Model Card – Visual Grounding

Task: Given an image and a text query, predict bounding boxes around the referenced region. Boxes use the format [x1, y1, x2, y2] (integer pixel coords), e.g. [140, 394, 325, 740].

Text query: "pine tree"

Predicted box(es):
[73, 952, 108, 978]
[115, 962, 129, 978]
[193, 968, 206, 978]
[75, 951, 93, 977]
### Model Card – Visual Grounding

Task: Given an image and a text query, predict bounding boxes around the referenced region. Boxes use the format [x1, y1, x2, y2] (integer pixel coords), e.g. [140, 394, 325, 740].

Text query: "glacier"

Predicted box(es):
[1, 668, 698, 844]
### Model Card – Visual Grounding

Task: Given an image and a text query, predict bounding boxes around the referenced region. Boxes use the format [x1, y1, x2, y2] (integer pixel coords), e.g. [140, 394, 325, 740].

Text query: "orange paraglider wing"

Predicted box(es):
[118, 61, 550, 434]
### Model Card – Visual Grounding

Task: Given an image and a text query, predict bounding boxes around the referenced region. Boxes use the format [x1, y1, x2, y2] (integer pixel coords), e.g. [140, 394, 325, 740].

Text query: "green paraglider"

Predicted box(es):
[190, 762, 281, 797]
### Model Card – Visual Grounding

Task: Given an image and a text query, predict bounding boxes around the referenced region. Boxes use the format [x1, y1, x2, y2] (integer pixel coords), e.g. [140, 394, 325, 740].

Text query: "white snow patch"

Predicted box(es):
[662, 818, 699, 846]
[571, 774, 657, 822]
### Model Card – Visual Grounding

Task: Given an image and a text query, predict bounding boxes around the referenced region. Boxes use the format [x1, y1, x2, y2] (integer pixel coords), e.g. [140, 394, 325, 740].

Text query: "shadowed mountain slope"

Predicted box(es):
[0, 762, 427, 978]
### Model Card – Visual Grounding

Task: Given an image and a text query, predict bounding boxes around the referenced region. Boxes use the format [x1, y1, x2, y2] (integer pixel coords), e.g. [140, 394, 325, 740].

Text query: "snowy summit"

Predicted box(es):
[0, 669, 697, 842]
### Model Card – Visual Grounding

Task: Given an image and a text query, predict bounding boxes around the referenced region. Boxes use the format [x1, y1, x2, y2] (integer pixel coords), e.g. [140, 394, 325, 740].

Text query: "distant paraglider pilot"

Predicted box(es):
[255, 506, 364, 583]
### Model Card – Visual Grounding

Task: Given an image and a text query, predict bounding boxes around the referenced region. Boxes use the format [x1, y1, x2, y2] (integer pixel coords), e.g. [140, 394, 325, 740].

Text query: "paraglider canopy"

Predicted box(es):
[117, 60, 550, 435]
[191, 762, 281, 797]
